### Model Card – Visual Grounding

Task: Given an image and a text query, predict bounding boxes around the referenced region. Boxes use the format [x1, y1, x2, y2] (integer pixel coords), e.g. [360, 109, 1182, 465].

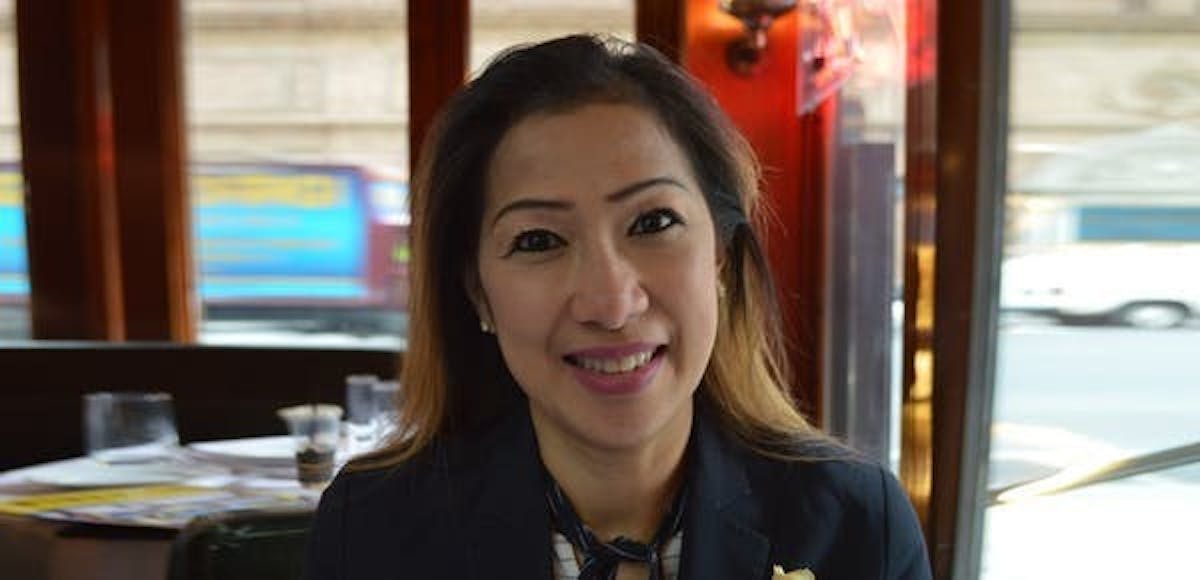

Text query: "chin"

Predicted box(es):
[571, 394, 694, 452]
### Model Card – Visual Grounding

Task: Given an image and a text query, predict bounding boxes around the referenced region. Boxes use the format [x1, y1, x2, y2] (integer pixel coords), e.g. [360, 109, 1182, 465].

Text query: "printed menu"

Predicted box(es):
[0, 485, 317, 529]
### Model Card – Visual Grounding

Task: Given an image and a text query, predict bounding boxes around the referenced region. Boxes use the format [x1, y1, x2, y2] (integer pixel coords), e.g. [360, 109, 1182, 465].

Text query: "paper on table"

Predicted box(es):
[186, 436, 298, 468]
[0, 485, 210, 516]
[19, 458, 221, 489]
[0, 484, 318, 529]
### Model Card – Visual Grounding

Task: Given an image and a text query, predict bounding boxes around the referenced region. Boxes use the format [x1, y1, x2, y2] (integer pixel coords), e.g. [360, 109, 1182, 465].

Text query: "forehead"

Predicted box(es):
[485, 103, 696, 204]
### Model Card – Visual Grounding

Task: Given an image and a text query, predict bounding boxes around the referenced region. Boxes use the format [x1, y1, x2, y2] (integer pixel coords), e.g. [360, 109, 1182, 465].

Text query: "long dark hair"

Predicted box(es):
[356, 34, 817, 469]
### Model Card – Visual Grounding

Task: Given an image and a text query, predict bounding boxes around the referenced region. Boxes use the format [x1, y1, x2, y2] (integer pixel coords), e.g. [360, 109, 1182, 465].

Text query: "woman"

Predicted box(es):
[304, 34, 930, 580]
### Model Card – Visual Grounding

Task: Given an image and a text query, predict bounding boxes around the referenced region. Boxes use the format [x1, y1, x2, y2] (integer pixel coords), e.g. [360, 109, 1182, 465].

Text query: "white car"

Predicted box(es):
[1000, 245, 1200, 328]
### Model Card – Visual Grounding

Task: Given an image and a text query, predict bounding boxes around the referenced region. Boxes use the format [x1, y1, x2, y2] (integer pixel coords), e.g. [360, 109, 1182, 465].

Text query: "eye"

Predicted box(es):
[628, 208, 683, 236]
[508, 229, 565, 254]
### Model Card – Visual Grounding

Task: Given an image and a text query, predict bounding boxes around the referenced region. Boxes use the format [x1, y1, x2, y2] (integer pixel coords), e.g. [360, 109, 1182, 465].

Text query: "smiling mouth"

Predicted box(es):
[564, 346, 666, 375]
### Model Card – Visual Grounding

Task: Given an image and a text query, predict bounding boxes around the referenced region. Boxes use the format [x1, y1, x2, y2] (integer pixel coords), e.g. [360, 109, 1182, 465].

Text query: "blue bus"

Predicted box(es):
[0, 164, 409, 336]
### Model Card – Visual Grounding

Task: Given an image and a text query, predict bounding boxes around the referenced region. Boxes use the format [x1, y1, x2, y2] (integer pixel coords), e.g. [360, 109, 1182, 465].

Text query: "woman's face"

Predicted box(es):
[476, 103, 720, 454]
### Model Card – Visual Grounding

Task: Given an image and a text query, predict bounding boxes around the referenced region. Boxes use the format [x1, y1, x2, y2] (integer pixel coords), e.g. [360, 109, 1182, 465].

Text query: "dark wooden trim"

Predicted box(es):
[407, 0, 469, 174]
[901, 0, 1008, 576]
[16, 0, 125, 340]
[635, 0, 685, 62]
[108, 0, 195, 341]
[936, 0, 1008, 576]
[899, 0, 938, 535]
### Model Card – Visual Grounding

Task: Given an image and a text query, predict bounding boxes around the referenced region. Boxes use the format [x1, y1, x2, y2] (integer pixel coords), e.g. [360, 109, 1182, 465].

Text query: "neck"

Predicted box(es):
[533, 404, 692, 543]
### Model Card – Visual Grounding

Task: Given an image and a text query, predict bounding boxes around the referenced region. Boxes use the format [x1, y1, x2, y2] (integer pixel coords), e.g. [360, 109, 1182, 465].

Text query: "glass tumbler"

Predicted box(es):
[83, 391, 180, 463]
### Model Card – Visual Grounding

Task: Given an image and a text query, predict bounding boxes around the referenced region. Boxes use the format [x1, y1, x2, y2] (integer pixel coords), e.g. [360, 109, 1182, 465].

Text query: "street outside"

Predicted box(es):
[983, 317, 1200, 579]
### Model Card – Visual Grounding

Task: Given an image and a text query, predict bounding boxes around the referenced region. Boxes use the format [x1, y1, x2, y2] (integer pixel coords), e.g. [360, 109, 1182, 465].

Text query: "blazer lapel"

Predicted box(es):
[678, 408, 772, 580]
[448, 405, 555, 580]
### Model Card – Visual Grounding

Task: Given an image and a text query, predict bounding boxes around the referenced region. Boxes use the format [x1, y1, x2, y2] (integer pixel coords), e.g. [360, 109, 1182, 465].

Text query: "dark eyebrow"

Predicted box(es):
[605, 177, 689, 202]
[491, 177, 688, 227]
[490, 199, 572, 227]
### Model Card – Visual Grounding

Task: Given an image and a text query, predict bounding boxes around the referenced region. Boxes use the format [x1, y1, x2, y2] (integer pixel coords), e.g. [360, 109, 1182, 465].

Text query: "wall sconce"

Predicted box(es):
[720, 0, 798, 75]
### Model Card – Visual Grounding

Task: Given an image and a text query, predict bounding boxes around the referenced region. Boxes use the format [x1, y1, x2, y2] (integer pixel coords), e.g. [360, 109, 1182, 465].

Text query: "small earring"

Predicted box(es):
[480, 319, 493, 334]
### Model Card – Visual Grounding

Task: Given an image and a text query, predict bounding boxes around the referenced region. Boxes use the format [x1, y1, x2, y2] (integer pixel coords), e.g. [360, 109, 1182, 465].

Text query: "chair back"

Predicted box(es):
[167, 508, 314, 580]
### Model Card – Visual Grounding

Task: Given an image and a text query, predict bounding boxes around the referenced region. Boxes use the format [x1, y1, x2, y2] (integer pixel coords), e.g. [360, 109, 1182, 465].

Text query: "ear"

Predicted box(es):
[714, 233, 729, 276]
[713, 220, 732, 267]
[463, 266, 493, 327]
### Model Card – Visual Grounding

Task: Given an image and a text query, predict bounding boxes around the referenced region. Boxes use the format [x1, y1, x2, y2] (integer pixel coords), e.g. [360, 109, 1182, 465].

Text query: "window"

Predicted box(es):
[470, 0, 634, 74]
[984, 1, 1200, 576]
[185, 0, 409, 348]
[182, 1, 635, 349]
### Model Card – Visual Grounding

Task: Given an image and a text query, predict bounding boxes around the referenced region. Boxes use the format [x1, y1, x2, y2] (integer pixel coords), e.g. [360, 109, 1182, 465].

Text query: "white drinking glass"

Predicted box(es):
[369, 380, 401, 442]
[83, 391, 180, 463]
[277, 404, 343, 488]
[344, 374, 380, 455]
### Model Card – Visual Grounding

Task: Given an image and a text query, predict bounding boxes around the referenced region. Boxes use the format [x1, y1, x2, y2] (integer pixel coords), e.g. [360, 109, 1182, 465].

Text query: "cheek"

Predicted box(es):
[649, 243, 720, 327]
[686, 235, 722, 343]
[480, 262, 558, 340]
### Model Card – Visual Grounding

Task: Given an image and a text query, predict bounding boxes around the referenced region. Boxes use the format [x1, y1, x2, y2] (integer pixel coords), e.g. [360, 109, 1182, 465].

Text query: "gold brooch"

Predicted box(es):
[772, 565, 815, 580]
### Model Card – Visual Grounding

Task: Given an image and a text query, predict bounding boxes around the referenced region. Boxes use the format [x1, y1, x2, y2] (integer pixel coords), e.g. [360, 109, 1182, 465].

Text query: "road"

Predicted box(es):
[996, 321, 1200, 452]
[984, 321, 1200, 580]
[990, 321, 1200, 483]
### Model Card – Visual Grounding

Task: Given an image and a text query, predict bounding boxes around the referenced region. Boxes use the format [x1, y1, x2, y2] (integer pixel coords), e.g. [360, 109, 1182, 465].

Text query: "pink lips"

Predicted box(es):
[565, 342, 665, 396]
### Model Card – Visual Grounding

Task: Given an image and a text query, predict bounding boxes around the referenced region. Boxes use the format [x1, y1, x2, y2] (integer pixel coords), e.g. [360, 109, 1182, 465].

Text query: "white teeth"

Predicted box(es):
[575, 350, 654, 374]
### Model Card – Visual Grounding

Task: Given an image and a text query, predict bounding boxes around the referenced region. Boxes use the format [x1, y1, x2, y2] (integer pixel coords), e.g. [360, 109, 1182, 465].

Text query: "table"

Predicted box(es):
[0, 438, 324, 580]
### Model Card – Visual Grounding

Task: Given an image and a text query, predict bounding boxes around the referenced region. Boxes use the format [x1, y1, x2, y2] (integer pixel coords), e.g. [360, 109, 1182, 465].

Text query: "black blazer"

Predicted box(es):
[303, 403, 931, 580]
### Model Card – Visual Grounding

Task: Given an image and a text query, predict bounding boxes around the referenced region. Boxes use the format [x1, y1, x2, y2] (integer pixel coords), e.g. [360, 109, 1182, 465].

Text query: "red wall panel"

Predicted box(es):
[682, 0, 831, 420]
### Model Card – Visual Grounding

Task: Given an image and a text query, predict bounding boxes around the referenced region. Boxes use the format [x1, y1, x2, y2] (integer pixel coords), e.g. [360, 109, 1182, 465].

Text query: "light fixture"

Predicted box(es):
[720, 0, 798, 75]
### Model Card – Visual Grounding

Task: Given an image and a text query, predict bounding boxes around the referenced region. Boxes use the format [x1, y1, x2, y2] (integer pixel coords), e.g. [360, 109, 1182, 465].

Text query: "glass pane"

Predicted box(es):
[0, 0, 27, 340]
[827, 1, 908, 467]
[985, 1, 1200, 576]
[185, 0, 409, 349]
[470, 0, 634, 75]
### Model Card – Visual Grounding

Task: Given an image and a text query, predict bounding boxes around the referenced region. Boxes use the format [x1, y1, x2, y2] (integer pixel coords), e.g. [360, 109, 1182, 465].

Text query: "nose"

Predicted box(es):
[569, 242, 649, 331]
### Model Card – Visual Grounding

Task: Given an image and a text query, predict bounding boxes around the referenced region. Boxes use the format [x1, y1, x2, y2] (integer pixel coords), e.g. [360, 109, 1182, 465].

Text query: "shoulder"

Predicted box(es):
[318, 457, 433, 516]
[745, 451, 931, 579]
[303, 410, 538, 580]
[303, 446, 454, 580]
[760, 454, 901, 524]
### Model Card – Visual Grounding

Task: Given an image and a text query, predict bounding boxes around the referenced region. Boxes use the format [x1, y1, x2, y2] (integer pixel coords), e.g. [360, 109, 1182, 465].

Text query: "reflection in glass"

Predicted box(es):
[827, 1, 907, 468]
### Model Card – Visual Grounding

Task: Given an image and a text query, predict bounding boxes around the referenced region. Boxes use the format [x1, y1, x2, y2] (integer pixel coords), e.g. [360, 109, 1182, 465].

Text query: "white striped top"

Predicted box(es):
[551, 531, 683, 579]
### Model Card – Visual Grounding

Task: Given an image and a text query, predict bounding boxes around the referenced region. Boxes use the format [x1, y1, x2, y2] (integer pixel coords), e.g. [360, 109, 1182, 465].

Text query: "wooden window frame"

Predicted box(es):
[899, 0, 1010, 577]
[17, 0, 125, 340]
[408, 0, 468, 174]
[17, 0, 192, 341]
